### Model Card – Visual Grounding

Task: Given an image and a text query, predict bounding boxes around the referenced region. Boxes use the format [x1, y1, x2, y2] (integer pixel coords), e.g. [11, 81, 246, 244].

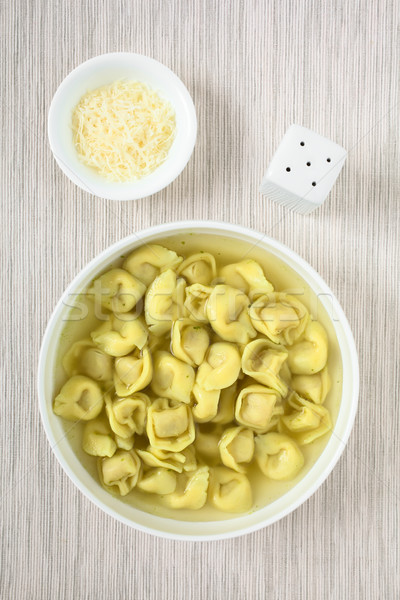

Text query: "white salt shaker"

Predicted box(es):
[260, 125, 347, 214]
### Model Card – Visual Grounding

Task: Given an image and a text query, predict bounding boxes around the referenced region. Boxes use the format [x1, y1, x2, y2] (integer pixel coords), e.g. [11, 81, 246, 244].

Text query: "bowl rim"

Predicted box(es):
[38, 220, 359, 541]
[47, 52, 197, 201]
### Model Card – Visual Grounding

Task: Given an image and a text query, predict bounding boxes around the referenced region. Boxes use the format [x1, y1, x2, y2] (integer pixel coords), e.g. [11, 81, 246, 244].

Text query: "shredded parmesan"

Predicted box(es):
[72, 80, 176, 182]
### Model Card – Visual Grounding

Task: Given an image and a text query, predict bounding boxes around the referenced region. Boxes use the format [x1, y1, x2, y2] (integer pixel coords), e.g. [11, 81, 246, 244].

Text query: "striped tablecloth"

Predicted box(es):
[1, 1, 399, 598]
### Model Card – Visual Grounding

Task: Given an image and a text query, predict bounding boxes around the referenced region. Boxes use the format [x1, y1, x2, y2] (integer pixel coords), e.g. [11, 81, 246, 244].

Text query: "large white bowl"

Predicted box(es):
[38, 221, 359, 540]
[48, 53, 197, 201]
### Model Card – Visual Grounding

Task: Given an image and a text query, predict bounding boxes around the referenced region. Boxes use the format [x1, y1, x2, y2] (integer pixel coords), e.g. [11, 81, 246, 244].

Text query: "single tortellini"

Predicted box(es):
[206, 285, 256, 344]
[254, 432, 304, 480]
[137, 445, 197, 473]
[123, 244, 183, 286]
[62, 339, 113, 382]
[91, 313, 148, 357]
[249, 292, 309, 345]
[219, 427, 254, 473]
[171, 319, 210, 366]
[194, 424, 224, 465]
[208, 466, 252, 512]
[53, 375, 104, 421]
[98, 449, 141, 496]
[219, 259, 274, 299]
[192, 343, 240, 422]
[145, 269, 186, 336]
[192, 381, 221, 423]
[196, 343, 241, 391]
[113, 346, 153, 396]
[241, 339, 289, 396]
[291, 366, 331, 405]
[211, 382, 237, 424]
[177, 252, 217, 286]
[161, 466, 210, 509]
[184, 283, 212, 322]
[151, 351, 195, 404]
[279, 393, 332, 445]
[82, 417, 117, 457]
[146, 398, 195, 452]
[89, 268, 146, 313]
[235, 384, 283, 433]
[137, 468, 177, 495]
[105, 392, 150, 439]
[287, 321, 328, 375]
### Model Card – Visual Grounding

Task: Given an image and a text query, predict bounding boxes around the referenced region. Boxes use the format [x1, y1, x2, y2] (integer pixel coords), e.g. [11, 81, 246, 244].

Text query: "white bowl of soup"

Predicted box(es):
[38, 221, 359, 540]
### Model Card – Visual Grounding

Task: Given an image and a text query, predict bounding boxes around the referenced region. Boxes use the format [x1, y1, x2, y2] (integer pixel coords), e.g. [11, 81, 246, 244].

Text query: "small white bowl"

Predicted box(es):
[48, 53, 197, 201]
[38, 221, 359, 540]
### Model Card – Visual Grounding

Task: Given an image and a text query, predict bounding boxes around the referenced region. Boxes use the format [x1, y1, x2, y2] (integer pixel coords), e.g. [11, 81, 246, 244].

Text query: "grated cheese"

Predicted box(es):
[72, 80, 176, 182]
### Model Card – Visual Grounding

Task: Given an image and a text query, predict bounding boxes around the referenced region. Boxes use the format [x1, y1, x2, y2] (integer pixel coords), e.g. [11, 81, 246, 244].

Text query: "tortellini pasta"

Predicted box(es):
[219, 426, 254, 472]
[105, 392, 150, 439]
[62, 339, 113, 382]
[171, 319, 209, 366]
[151, 351, 195, 403]
[291, 366, 330, 405]
[145, 269, 186, 336]
[254, 432, 304, 480]
[241, 338, 289, 396]
[82, 417, 117, 457]
[53, 375, 104, 421]
[137, 468, 177, 495]
[208, 467, 253, 512]
[184, 283, 212, 322]
[287, 321, 328, 375]
[115, 434, 135, 451]
[279, 393, 332, 445]
[123, 244, 183, 286]
[146, 398, 195, 452]
[249, 292, 309, 345]
[89, 268, 146, 313]
[113, 346, 152, 396]
[192, 343, 240, 422]
[54, 242, 336, 515]
[196, 343, 241, 391]
[91, 313, 148, 357]
[207, 284, 256, 344]
[99, 449, 141, 496]
[219, 259, 274, 298]
[177, 252, 217, 286]
[161, 466, 210, 509]
[192, 381, 220, 423]
[235, 384, 283, 433]
[206, 284, 256, 344]
[137, 445, 197, 473]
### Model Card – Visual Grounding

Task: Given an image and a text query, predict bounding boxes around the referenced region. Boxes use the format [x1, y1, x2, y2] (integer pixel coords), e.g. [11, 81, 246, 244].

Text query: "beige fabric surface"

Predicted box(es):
[1, 0, 399, 598]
